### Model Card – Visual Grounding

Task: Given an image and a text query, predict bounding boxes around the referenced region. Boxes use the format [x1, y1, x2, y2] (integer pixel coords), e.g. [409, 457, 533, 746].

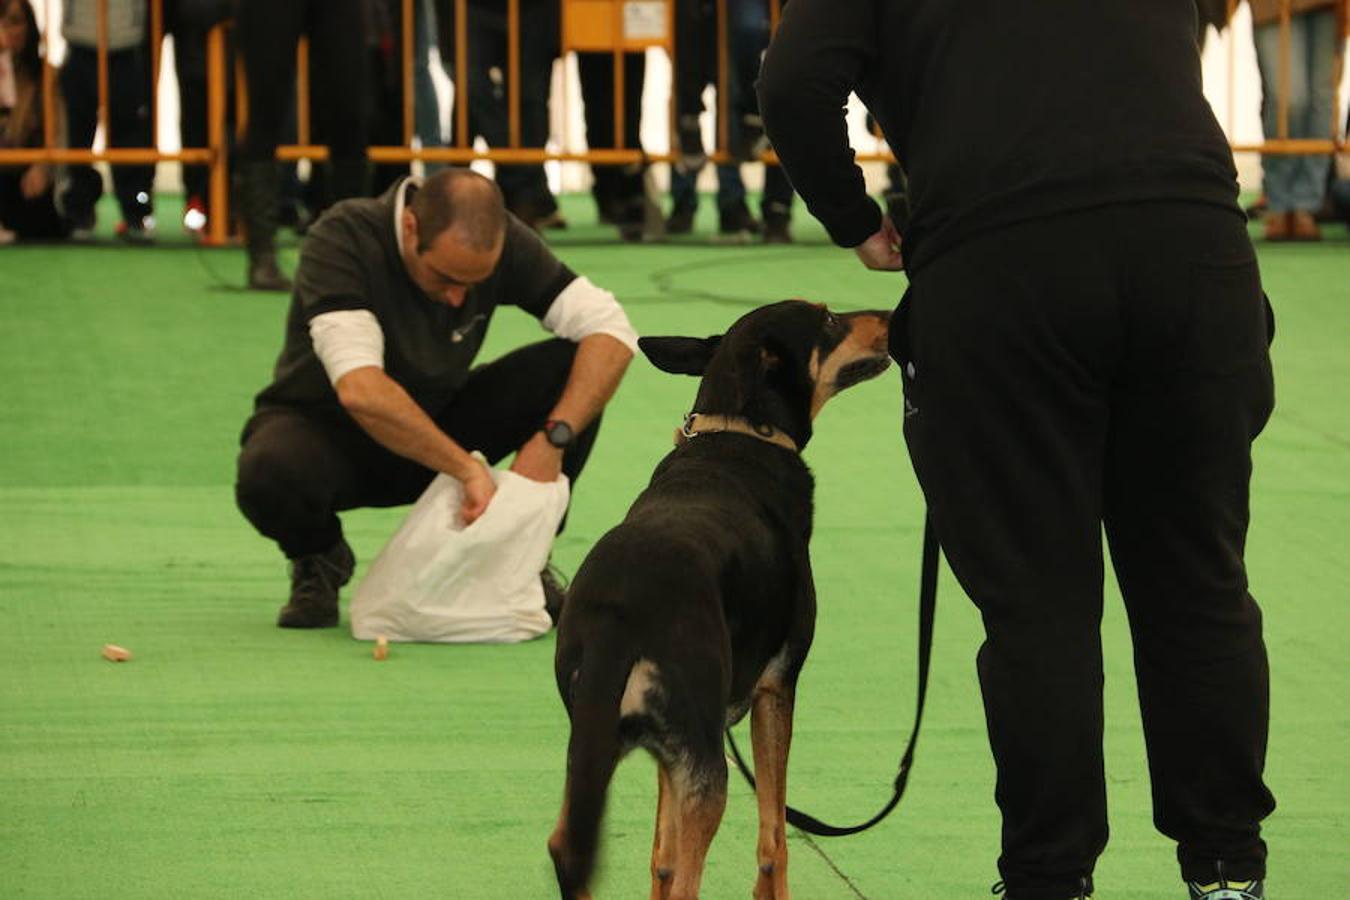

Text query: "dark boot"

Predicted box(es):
[238, 160, 292, 292]
[277, 538, 356, 629]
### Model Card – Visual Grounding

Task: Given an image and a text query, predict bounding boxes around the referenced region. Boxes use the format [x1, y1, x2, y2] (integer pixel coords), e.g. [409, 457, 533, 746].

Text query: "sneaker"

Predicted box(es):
[541, 563, 568, 626]
[248, 251, 293, 292]
[1262, 211, 1290, 242]
[182, 196, 208, 238]
[116, 215, 156, 244]
[277, 539, 356, 629]
[1288, 210, 1321, 242]
[762, 208, 793, 244]
[1187, 878, 1264, 899]
[716, 202, 761, 243]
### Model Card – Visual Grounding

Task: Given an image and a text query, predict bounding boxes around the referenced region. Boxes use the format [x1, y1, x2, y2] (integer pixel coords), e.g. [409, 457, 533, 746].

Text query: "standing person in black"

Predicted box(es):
[576, 49, 648, 240]
[235, 168, 636, 630]
[759, 3, 1276, 900]
[235, 0, 371, 291]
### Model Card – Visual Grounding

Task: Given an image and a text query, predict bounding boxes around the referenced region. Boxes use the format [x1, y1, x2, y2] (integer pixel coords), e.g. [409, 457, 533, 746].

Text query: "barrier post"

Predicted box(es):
[206, 24, 229, 245]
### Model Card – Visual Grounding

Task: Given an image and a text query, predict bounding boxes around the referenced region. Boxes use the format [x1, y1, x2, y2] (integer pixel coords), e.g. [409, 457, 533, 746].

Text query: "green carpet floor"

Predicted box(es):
[1, 196, 1346, 899]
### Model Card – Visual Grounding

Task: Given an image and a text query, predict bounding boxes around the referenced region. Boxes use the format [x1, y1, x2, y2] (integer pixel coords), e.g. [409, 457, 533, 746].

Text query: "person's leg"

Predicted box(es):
[727, 0, 769, 161]
[414, 0, 445, 171]
[106, 45, 155, 232]
[57, 46, 103, 232]
[236, 0, 303, 288]
[307, 0, 371, 202]
[1103, 204, 1276, 890]
[1286, 10, 1337, 214]
[431, 339, 601, 506]
[671, 0, 710, 172]
[895, 211, 1123, 900]
[577, 51, 647, 236]
[1252, 20, 1300, 222]
[172, 19, 211, 214]
[510, 0, 561, 221]
[236, 406, 446, 627]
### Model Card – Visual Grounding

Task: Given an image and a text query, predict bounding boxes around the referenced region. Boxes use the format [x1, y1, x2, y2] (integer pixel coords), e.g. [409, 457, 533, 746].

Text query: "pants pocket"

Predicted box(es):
[1184, 258, 1270, 375]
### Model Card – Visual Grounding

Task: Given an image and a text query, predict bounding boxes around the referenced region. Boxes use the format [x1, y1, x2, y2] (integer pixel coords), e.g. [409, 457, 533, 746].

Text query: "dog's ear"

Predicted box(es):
[639, 335, 722, 376]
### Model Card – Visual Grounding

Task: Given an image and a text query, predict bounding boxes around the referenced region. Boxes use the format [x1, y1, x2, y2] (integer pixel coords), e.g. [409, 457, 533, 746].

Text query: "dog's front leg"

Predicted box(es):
[750, 684, 794, 900]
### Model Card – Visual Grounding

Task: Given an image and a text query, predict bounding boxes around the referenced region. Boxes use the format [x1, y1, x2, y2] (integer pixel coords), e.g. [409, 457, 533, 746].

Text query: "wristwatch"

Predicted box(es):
[542, 419, 575, 449]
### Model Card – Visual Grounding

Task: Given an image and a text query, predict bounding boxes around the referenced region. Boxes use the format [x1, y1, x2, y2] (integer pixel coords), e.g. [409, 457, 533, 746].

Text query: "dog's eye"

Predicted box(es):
[825, 312, 839, 328]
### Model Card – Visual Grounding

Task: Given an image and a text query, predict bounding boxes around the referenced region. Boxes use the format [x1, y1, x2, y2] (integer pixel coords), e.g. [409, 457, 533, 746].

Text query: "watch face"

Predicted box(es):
[546, 420, 574, 448]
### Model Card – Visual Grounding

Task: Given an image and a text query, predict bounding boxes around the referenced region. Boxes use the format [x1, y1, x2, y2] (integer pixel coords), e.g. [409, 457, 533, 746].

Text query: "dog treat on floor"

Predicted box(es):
[373, 636, 389, 661]
[101, 644, 133, 662]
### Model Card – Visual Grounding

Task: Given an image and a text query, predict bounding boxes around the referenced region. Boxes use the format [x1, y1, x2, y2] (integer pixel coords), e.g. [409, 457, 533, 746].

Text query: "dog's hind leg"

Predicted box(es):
[548, 795, 595, 900]
[750, 684, 795, 900]
[665, 760, 727, 900]
[649, 763, 677, 900]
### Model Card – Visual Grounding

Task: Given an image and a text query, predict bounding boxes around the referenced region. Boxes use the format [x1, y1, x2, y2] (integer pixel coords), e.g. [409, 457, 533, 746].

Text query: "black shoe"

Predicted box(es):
[717, 202, 761, 243]
[762, 207, 793, 244]
[248, 252, 293, 292]
[666, 202, 696, 235]
[277, 539, 355, 629]
[541, 563, 568, 627]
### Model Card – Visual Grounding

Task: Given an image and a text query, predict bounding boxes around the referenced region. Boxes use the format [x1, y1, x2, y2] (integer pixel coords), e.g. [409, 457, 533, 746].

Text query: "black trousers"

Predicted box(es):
[576, 51, 646, 218]
[236, 0, 369, 199]
[60, 45, 154, 224]
[168, 0, 234, 207]
[891, 202, 1277, 900]
[435, 0, 560, 217]
[236, 340, 599, 560]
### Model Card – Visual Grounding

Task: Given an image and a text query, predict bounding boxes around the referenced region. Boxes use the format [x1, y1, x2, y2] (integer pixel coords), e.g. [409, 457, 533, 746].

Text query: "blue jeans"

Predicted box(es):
[1253, 9, 1338, 213]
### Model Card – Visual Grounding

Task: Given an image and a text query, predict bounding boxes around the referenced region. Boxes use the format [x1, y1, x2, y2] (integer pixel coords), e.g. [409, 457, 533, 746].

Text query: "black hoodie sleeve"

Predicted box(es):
[757, 0, 882, 248]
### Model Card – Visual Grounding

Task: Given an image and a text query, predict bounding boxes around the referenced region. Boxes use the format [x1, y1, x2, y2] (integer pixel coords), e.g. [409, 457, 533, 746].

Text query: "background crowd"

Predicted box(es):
[0, 0, 1347, 263]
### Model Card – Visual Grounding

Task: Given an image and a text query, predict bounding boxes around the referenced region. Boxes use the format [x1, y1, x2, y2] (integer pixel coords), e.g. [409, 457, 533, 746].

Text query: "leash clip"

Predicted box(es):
[681, 412, 698, 439]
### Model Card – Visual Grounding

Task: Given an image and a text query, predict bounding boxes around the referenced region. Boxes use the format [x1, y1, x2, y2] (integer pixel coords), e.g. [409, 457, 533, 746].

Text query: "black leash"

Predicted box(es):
[725, 513, 939, 837]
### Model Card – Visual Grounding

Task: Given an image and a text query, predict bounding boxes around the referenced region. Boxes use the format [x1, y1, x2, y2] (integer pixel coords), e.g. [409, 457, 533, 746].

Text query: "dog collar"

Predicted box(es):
[677, 413, 799, 453]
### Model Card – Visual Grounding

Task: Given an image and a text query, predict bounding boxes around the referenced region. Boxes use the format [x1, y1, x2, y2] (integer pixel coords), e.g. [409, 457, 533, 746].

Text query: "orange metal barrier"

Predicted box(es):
[1, 0, 1345, 247]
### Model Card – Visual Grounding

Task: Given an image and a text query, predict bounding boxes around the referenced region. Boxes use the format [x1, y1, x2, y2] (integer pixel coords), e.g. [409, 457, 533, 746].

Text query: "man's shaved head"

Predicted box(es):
[408, 168, 507, 253]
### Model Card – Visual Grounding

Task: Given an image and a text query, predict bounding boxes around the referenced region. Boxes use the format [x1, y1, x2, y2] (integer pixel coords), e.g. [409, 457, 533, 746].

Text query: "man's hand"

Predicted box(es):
[854, 215, 905, 271]
[459, 456, 497, 526]
[510, 431, 565, 484]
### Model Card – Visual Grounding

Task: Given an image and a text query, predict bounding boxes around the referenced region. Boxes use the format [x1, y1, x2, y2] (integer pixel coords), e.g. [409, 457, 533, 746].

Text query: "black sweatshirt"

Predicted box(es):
[758, 0, 1243, 274]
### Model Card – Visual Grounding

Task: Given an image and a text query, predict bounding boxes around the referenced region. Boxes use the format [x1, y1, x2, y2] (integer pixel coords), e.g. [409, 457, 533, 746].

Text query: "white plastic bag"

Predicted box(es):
[350, 466, 569, 644]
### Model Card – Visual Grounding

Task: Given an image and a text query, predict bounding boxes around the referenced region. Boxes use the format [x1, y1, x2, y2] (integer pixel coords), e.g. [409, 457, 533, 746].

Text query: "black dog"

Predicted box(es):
[548, 300, 891, 900]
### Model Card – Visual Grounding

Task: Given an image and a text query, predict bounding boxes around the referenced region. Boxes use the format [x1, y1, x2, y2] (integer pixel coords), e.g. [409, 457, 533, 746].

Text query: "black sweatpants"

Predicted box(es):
[235, 0, 369, 199]
[236, 340, 599, 560]
[60, 44, 154, 225]
[576, 51, 646, 220]
[891, 202, 1277, 900]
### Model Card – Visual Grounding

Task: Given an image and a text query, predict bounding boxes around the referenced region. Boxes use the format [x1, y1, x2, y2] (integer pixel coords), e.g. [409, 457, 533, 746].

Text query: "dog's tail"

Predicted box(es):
[549, 640, 635, 899]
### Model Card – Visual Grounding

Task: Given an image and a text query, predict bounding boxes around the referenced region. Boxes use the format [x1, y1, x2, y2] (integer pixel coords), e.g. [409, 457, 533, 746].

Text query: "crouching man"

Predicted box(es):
[236, 169, 637, 628]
